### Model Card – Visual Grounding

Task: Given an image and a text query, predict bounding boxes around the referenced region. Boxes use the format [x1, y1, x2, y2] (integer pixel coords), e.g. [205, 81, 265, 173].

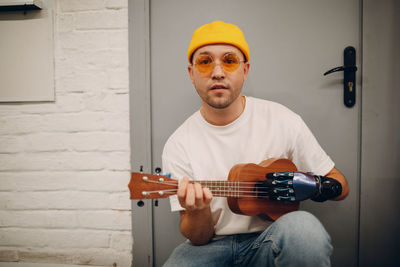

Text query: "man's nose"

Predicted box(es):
[211, 62, 225, 79]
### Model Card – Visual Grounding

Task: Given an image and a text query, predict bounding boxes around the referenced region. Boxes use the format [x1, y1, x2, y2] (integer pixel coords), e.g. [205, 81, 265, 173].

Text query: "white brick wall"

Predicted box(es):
[0, 0, 132, 266]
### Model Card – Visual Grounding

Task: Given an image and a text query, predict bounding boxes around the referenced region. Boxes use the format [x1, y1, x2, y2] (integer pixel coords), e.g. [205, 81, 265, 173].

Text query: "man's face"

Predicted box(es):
[188, 44, 250, 109]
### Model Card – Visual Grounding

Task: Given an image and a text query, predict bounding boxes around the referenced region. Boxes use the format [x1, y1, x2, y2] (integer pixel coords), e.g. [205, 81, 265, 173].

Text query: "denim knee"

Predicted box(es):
[260, 210, 333, 266]
[276, 211, 331, 244]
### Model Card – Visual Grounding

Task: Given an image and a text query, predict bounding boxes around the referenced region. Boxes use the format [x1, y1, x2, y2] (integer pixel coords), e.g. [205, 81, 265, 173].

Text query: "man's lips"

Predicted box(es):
[210, 84, 228, 90]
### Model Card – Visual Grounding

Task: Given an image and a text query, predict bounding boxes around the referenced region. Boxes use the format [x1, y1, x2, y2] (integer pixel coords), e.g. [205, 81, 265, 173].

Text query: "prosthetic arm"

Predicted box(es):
[265, 171, 342, 202]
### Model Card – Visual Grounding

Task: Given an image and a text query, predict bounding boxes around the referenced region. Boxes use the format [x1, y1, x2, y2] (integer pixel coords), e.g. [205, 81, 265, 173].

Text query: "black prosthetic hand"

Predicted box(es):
[265, 172, 342, 202]
[311, 176, 342, 202]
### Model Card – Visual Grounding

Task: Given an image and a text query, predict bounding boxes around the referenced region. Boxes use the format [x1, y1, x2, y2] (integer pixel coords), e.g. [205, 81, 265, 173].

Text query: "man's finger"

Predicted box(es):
[203, 187, 213, 205]
[177, 177, 189, 206]
[194, 183, 203, 207]
[185, 183, 195, 209]
[177, 177, 188, 198]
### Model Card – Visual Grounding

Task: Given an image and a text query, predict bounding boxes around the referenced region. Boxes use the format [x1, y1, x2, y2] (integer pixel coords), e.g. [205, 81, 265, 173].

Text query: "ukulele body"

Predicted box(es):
[227, 158, 299, 221]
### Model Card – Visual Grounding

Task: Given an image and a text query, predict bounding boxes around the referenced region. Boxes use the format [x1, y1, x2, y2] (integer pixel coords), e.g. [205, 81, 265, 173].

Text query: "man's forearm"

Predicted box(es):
[180, 208, 215, 245]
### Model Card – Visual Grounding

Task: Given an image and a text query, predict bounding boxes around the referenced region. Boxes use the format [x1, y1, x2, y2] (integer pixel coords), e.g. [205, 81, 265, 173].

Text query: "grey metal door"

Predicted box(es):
[130, 0, 361, 266]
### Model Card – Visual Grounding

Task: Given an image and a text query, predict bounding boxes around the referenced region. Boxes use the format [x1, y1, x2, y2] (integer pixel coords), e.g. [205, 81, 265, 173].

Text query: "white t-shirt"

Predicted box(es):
[162, 96, 334, 236]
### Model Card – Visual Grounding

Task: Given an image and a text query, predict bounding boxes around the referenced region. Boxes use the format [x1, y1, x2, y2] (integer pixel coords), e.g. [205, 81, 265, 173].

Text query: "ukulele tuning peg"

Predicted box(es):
[155, 167, 162, 175]
[140, 165, 143, 172]
[137, 200, 144, 207]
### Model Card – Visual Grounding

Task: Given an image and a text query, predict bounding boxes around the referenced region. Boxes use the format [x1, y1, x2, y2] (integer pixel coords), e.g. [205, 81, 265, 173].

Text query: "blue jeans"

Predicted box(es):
[163, 211, 332, 267]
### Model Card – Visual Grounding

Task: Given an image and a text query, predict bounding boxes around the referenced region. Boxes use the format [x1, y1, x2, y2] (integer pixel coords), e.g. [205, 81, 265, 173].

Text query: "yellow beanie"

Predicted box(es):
[188, 21, 249, 63]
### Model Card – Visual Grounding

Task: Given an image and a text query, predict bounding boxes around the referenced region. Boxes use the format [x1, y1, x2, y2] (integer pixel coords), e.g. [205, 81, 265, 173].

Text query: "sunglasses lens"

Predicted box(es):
[195, 55, 213, 73]
[222, 53, 240, 72]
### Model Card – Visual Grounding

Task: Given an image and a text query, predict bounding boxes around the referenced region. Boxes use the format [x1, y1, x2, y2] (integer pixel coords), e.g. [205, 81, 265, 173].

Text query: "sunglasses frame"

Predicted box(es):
[194, 53, 245, 74]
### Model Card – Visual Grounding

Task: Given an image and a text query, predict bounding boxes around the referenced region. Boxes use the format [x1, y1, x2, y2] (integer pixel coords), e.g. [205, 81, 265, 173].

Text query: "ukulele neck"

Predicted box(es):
[197, 181, 247, 197]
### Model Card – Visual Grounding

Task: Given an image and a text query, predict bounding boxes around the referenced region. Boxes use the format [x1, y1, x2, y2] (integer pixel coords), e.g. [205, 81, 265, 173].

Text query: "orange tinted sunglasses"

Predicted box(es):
[194, 53, 245, 74]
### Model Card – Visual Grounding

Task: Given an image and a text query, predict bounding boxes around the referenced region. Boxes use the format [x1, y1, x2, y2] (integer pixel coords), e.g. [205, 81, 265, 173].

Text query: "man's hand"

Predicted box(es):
[266, 167, 349, 202]
[178, 177, 215, 245]
[177, 177, 213, 211]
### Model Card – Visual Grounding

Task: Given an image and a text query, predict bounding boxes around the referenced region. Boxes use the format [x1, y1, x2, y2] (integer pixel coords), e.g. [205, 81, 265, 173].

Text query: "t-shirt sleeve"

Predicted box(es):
[289, 115, 334, 176]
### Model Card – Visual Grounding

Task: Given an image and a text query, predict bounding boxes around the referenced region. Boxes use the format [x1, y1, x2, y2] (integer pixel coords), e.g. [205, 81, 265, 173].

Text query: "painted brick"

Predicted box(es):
[56, 13, 73, 33]
[109, 192, 131, 210]
[0, 133, 68, 153]
[40, 113, 106, 132]
[17, 248, 131, 266]
[0, 228, 110, 248]
[104, 112, 130, 132]
[59, 0, 104, 12]
[67, 132, 130, 151]
[108, 68, 129, 89]
[108, 30, 129, 50]
[0, 191, 113, 210]
[83, 92, 129, 113]
[58, 49, 129, 73]
[0, 249, 18, 261]
[18, 94, 85, 114]
[70, 249, 132, 266]
[18, 249, 70, 264]
[0, 136, 24, 153]
[56, 30, 129, 51]
[0, 210, 79, 229]
[77, 210, 131, 230]
[75, 10, 128, 30]
[0, 106, 21, 118]
[58, 50, 119, 72]
[0, 152, 109, 172]
[57, 72, 108, 93]
[0, 112, 117, 135]
[105, 0, 128, 9]
[104, 152, 131, 171]
[108, 49, 129, 69]
[58, 31, 113, 51]
[0, 171, 130, 192]
[0, 115, 43, 135]
[110, 231, 133, 251]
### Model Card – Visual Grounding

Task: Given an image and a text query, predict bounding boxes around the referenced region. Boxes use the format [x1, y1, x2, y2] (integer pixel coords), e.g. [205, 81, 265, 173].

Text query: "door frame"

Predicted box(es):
[128, 1, 154, 266]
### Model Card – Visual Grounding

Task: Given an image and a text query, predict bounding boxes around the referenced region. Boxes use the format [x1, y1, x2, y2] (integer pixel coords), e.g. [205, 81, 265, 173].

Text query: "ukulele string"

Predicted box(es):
[142, 188, 277, 198]
[142, 186, 281, 198]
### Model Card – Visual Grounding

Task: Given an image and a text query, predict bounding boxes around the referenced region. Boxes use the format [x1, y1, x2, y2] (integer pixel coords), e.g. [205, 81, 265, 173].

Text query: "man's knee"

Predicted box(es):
[273, 211, 332, 250]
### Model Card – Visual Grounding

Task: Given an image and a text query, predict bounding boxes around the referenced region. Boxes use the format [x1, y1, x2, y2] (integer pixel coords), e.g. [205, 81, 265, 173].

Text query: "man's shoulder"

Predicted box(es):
[164, 111, 200, 146]
[247, 96, 300, 119]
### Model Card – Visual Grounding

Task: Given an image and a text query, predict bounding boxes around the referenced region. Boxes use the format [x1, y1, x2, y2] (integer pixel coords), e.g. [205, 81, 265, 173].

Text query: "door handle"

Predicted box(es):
[324, 46, 357, 108]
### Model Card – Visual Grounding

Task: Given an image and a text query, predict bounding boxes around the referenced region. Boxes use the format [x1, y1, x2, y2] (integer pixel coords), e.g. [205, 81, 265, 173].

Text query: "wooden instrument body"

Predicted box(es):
[227, 158, 299, 221]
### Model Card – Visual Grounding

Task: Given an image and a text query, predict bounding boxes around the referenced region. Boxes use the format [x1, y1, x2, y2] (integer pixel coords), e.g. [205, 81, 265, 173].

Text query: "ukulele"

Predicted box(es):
[128, 158, 309, 221]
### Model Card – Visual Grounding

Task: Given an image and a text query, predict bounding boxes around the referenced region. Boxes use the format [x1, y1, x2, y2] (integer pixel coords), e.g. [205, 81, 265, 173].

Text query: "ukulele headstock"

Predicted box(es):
[128, 171, 178, 199]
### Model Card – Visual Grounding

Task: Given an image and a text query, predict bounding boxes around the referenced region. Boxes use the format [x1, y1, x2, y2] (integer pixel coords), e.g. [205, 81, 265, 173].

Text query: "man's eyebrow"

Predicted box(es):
[198, 51, 239, 56]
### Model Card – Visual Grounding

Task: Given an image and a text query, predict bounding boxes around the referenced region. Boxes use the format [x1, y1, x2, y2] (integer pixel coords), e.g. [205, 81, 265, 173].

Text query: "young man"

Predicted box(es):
[162, 21, 349, 267]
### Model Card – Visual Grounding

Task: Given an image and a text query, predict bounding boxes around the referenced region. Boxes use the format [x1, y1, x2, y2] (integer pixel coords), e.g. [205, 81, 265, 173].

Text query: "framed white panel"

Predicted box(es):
[0, 0, 54, 102]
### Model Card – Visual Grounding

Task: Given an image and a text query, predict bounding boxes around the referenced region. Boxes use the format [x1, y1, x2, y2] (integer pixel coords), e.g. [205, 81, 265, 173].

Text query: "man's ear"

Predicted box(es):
[188, 64, 195, 84]
[243, 62, 250, 81]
